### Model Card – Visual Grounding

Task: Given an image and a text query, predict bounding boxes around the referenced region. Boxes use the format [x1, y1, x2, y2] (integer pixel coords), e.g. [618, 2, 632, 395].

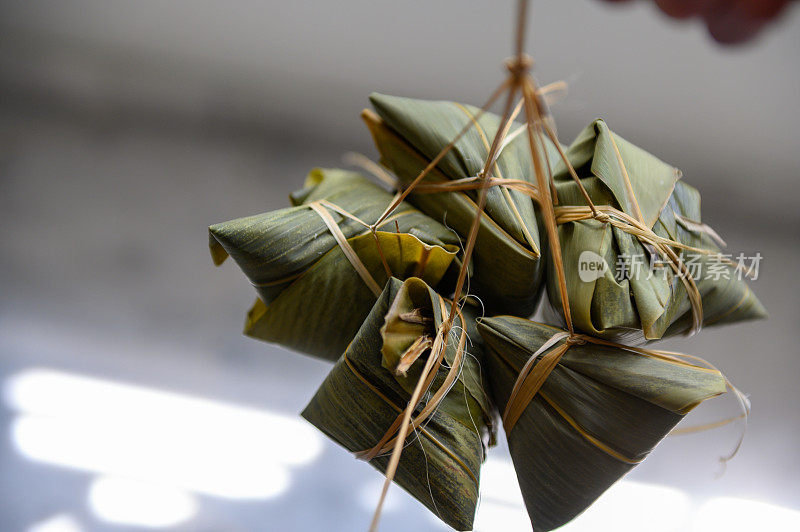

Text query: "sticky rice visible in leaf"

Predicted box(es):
[547, 119, 766, 341]
[364, 94, 561, 316]
[303, 277, 494, 531]
[209, 168, 462, 360]
[478, 315, 727, 532]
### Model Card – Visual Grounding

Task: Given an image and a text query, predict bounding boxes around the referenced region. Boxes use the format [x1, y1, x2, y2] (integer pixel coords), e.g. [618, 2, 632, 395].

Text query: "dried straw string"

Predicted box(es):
[522, 74, 575, 333]
[501, 331, 571, 431]
[656, 348, 751, 465]
[405, 175, 540, 197]
[356, 10, 544, 527]
[308, 201, 383, 297]
[367, 79, 525, 468]
[553, 204, 755, 271]
[363, 71, 529, 532]
[343, 151, 400, 189]
[608, 133, 647, 224]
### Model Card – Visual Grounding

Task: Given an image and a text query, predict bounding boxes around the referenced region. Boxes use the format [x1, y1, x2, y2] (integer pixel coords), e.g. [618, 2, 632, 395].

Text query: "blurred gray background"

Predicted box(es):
[0, 1, 798, 531]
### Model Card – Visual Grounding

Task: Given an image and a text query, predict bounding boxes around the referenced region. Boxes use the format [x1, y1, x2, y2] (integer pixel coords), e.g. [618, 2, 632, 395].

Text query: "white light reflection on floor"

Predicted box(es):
[88, 476, 197, 528]
[559, 478, 691, 532]
[28, 513, 83, 532]
[692, 497, 800, 531]
[5, 368, 324, 527]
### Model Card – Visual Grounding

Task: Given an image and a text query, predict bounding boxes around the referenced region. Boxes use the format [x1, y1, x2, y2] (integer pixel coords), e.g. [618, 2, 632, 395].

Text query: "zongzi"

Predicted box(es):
[478, 315, 727, 531]
[364, 94, 561, 316]
[303, 277, 495, 531]
[209, 168, 462, 361]
[546, 119, 766, 342]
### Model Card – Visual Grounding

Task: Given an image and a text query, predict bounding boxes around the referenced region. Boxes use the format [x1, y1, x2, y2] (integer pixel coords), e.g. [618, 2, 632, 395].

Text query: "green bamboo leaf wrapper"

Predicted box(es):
[478, 315, 727, 532]
[364, 94, 561, 316]
[303, 277, 494, 531]
[209, 168, 463, 361]
[547, 119, 766, 342]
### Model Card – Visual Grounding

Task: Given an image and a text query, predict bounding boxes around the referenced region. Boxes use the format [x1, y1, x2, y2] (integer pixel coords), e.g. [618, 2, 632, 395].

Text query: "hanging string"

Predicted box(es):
[522, 74, 575, 333]
[365, 3, 532, 530]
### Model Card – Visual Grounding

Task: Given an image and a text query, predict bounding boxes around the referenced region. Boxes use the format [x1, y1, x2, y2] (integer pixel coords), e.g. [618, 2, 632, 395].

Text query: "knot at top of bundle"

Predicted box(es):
[505, 54, 534, 78]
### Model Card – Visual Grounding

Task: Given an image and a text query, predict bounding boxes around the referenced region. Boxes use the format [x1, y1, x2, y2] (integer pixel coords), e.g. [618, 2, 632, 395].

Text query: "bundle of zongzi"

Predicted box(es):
[546, 119, 766, 342]
[303, 277, 495, 531]
[209, 168, 463, 361]
[363, 94, 561, 316]
[478, 315, 726, 532]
